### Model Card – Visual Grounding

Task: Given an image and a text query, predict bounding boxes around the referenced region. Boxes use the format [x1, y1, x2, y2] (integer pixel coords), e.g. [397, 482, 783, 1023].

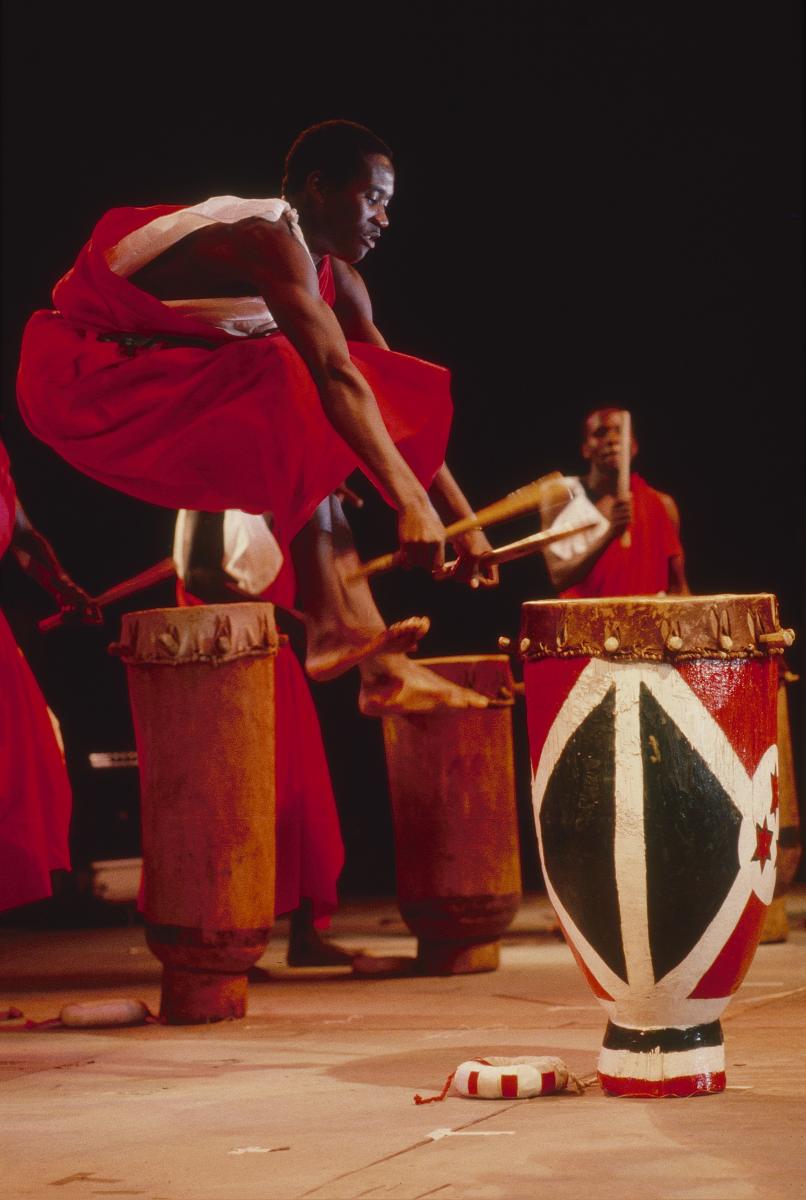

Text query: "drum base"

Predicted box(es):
[759, 896, 789, 944]
[597, 1020, 726, 1097]
[159, 967, 248, 1025]
[416, 938, 500, 975]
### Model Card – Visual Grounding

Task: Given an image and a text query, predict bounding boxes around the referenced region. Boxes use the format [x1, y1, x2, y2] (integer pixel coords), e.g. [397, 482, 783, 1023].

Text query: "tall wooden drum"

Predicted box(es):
[520, 594, 794, 1096]
[116, 603, 278, 1024]
[382, 655, 522, 974]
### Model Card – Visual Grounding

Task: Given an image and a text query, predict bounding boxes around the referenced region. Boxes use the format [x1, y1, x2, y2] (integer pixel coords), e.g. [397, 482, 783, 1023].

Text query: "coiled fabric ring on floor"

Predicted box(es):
[453, 1056, 577, 1099]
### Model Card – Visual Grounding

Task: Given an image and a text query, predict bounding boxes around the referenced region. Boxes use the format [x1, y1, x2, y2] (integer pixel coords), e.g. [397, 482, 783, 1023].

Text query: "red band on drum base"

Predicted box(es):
[541, 1071, 557, 1094]
[500, 1074, 518, 1098]
[598, 1070, 726, 1097]
[467, 1070, 480, 1095]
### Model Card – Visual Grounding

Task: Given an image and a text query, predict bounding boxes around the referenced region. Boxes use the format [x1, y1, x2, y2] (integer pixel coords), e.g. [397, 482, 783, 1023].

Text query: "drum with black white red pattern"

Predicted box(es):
[520, 594, 794, 1097]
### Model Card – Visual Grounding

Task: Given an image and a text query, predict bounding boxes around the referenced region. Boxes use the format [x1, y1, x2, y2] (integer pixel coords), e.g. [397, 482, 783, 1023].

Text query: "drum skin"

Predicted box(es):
[520, 595, 793, 1097]
[382, 656, 522, 974]
[117, 603, 278, 1024]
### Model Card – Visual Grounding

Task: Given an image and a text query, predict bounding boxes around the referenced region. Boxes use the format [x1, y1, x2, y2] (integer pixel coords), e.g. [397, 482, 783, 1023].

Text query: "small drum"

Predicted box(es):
[520, 594, 794, 1096]
[115, 603, 278, 1024]
[382, 655, 522, 974]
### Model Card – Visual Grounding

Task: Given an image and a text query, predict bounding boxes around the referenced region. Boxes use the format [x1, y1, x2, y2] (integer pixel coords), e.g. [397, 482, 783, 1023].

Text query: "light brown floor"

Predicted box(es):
[2, 891, 805, 1200]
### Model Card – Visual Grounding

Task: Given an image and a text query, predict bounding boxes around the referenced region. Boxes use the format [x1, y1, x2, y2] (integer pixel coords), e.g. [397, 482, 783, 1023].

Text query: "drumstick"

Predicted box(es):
[349, 472, 571, 581]
[38, 558, 176, 633]
[618, 410, 632, 549]
[442, 521, 600, 571]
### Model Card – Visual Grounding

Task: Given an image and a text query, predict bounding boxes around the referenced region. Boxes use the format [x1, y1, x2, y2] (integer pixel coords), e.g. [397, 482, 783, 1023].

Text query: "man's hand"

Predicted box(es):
[56, 581, 102, 626]
[439, 528, 499, 589]
[397, 498, 447, 572]
[608, 496, 633, 538]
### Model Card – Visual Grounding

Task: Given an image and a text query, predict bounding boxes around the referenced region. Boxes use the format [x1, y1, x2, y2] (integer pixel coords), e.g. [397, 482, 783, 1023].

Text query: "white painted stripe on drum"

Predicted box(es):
[612, 666, 654, 993]
[598, 1042, 725, 1081]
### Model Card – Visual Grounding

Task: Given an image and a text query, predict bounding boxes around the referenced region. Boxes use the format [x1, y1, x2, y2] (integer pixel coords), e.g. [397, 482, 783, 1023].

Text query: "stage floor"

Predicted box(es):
[2, 891, 805, 1199]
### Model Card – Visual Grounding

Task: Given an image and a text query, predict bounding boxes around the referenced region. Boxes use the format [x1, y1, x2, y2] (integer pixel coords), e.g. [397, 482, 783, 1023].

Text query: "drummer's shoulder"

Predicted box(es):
[655, 489, 682, 530]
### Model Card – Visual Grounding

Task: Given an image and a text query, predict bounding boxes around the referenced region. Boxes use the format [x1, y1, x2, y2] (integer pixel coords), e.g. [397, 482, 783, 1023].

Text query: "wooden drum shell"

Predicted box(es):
[382, 655, 522, 975]
[118, 603, 278, 1024]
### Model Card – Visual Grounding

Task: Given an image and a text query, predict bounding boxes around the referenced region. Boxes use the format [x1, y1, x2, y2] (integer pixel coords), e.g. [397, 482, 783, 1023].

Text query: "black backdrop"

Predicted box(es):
[2, 3, 802, 896]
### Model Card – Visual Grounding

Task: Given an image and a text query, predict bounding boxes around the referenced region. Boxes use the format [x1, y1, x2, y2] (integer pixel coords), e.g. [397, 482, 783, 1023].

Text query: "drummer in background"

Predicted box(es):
[172, 503, 361, 971]
[538, 407, 690, 598]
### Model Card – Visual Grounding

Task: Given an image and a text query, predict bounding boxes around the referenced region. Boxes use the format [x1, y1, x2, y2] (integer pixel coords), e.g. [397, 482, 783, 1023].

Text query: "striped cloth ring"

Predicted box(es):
[453, 1056, 574, 1099]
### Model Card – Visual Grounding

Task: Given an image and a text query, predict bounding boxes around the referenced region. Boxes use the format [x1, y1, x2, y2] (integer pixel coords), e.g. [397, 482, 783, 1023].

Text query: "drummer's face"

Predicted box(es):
[582, 410, 636, 470]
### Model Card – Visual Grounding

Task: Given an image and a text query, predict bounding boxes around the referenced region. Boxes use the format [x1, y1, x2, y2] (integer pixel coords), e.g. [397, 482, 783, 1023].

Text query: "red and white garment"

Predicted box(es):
[17, 196, 453, 543]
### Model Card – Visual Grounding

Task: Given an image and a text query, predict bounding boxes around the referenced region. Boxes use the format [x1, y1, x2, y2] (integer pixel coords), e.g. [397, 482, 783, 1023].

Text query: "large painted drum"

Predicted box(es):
[382, 655, 522, 974]
[520, 594, 794, 1096]
[116, 602, 278, 1024]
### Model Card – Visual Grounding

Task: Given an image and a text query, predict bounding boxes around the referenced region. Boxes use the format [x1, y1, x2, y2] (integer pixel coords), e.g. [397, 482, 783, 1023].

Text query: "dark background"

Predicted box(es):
[2, 3, 802, 904]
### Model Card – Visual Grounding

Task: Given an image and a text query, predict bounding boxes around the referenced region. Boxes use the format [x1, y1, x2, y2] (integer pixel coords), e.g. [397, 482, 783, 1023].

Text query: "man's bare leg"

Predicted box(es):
[292, 496, 429, 681]
[291, 495, 488, 714]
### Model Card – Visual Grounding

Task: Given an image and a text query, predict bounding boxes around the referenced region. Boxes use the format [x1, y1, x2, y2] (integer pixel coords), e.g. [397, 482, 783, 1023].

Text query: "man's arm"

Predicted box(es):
[11, 502, 101, 623]
[226, 218, 443, 570]
[545, 496, 632, 591]
[330, 258, 496, 586]
[658, 492, 690, 595]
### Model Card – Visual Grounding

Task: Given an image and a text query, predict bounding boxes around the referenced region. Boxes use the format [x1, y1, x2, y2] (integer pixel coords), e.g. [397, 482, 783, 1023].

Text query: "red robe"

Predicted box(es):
[177, 555, 344, 925]
[16, 204, 453, 540]
[0, 441, 72, 911]
[561, 474, 683, 598]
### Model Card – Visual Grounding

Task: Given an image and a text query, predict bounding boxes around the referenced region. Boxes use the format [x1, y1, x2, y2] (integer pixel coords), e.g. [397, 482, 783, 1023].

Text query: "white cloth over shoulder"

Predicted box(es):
[173, 509, 284, 597]
[540, 476, 609, 578]
[106, 196, 314, 337]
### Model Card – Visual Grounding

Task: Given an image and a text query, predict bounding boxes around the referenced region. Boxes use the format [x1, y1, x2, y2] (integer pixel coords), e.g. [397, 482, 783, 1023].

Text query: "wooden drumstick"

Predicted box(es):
[38, 557, 176, 633]
[349, 472, 571, 581]
[618, 410, 632, 549]
[442, 521, 600, 571]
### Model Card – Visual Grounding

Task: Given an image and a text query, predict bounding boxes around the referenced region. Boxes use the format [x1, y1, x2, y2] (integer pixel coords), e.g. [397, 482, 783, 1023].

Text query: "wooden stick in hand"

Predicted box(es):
[38, 558, 176, 633]
[618, 410, 632, 549]
[455, 521, 600, 570]
[349, 472, 571, 581]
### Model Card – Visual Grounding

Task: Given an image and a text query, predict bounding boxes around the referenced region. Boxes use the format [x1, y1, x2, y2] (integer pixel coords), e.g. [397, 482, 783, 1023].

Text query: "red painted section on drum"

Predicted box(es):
[598, 1070, 726, 1097]
[541, 1071, 557, 1094]
[677, 659, 777, 778]
[688, 891, 768, 998]
[524, 657, 591, 772]
[500, 1074, 518, 1098]
[467, 1070, 479, 1095]
[557, 915, 615, 1000]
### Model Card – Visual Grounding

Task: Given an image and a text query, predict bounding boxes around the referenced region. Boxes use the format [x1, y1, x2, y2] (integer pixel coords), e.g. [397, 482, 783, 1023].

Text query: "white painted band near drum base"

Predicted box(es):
[598, 1042, 725, 1081]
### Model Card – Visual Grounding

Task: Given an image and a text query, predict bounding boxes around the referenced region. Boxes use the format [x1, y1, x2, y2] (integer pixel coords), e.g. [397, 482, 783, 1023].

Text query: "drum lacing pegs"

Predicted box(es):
[157, 628, 180, 656]
[603, 624, 620, 654]
[759, 628, 796, 650]
[661, 618, 684, 653]
[718, 609, 733, 652]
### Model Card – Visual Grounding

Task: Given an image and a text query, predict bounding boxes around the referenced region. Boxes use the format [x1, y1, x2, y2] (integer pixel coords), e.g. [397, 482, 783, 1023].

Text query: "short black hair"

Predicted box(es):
[282, 119, 393, 197]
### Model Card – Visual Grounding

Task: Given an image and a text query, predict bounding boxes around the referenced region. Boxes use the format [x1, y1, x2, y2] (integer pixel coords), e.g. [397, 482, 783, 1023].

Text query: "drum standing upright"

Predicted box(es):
[520, 594, 793, 1096]
[382, 655, 522, 974]
[116, 602, 278, 1024]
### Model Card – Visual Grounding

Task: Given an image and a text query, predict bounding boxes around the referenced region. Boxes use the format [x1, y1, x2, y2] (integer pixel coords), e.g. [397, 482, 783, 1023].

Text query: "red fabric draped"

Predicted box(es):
[16, 204, 453, 541]
[178, 558, 344, 924]
[0, 440, 72, 912]
[561, 474, 683, 598]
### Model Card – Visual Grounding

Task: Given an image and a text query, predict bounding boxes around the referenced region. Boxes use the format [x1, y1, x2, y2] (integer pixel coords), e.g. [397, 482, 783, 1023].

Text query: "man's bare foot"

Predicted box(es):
[305, 616, 430, 682]
[286, 937, 363, 968]
[359, 657, 490, 717]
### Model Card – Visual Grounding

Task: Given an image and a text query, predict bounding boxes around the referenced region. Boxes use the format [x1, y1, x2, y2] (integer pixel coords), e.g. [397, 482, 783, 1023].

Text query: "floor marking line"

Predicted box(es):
[298, 1103, 522, 1196]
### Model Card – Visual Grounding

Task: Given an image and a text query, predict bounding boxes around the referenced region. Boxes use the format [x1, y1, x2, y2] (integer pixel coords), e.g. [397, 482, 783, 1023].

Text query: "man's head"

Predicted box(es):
[283, 120, 395, 263]
[580, 407, 638, 474]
